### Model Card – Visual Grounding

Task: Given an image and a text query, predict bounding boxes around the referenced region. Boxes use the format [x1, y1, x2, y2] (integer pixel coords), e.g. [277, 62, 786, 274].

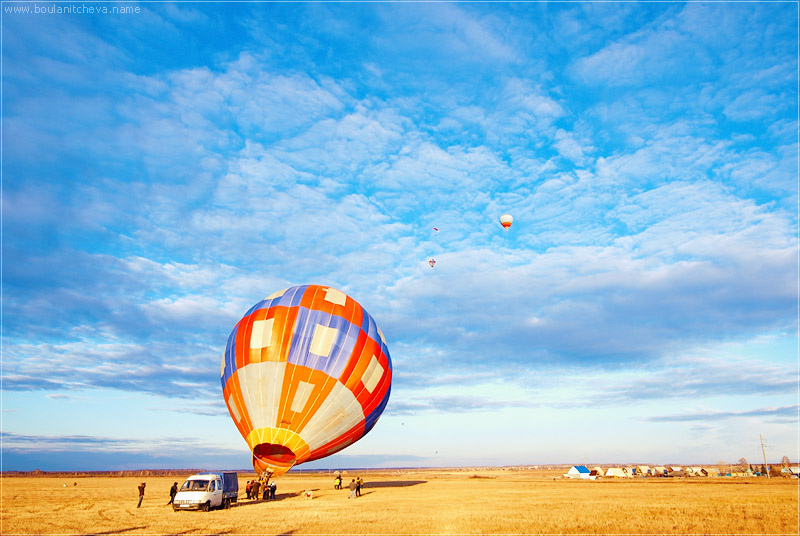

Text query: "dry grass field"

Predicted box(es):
[2, 469, 797, 535]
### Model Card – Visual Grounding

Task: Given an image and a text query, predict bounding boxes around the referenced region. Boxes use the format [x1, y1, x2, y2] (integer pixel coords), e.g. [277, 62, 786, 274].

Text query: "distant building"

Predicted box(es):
[564, 465, 591, 479]
[781, 466, 799, 477]
[604, 467, 628, 478]
[667, 467, 685, 477]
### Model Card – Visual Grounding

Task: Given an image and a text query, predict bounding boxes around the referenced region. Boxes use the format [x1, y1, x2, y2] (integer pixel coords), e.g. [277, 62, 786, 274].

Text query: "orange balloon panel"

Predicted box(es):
[221, 285, 392, 476]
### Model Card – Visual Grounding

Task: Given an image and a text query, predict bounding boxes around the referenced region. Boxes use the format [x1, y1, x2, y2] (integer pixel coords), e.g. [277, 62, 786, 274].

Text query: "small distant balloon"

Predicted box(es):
[500, 214, 513, 230]
[428, 258, 436, 268]
[432, 227, 439, 233]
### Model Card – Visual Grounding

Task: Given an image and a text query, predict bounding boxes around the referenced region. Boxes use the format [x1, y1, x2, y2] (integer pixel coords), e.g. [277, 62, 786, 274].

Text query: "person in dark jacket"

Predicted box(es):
[167, 482, 178, 505]
[137, 482, 146, 508]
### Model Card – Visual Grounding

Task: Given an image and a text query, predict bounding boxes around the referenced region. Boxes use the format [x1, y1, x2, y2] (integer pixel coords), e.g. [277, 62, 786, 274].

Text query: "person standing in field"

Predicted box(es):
[270, 481, 276, 500]
[356, 477, 363, 497]
[245, 480, 251, 499]
[137, 482, 146, 508]
[348, 478, 357, 499]
[251, 479, 260, 500]
[167, 482, 178, 505]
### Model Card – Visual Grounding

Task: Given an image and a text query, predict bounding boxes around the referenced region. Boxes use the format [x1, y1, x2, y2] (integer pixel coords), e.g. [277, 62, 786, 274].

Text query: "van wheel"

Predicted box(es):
[201, 502, 210, 512]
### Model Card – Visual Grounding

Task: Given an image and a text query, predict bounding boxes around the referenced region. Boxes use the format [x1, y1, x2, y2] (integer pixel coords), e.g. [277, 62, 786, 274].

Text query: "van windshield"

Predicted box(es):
[181, 479, 210, 491]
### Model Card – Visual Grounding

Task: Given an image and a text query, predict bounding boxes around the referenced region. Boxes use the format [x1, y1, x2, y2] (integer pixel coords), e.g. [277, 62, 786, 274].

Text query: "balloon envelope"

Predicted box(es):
[499, 214, 513, 229]
[221, 285, 392, 476]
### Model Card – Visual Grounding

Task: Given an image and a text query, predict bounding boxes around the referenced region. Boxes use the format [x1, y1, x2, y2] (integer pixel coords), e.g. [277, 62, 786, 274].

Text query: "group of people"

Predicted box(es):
[137, 481, 178, 508]
[347, 477, 364, 498]
[245, 479, 276, 500]
[140, 478, 277, 508]
[334, 474, 364, 498]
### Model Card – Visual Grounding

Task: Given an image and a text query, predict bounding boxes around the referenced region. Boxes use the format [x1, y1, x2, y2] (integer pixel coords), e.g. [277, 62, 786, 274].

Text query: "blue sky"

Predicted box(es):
[2, 2, 798, 472]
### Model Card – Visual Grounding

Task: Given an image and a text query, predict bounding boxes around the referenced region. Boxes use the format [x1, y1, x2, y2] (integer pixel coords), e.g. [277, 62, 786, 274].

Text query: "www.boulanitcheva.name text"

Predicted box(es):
[5, 3, 141, 15]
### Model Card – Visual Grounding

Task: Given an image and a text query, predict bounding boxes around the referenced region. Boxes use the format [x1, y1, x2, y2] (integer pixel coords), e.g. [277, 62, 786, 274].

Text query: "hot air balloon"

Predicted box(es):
[220, 285, 392, 477]
[499, 214, 513, 230]
[428, 258, 436, 268]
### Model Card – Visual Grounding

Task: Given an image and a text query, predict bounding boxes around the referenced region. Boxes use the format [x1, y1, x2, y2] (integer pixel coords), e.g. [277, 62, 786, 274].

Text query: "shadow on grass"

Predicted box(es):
[162, 532, 232, 536]
[233, 492, 303, 506]
[361, 480, 427, 488]
[88, 528, 149, 535]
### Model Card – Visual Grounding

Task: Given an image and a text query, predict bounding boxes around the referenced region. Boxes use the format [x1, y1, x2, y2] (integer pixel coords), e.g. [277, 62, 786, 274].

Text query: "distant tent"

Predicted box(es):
[782, 466, 800, 477]
[688, 467, 707, 477]
[591, 467, 605, 477]
[653, 466, 668, 476]
[564, 465, 591, 479]
[667, 467, 685, 477]
[604, 467, 628, 478]
[637, 465, 652, 476]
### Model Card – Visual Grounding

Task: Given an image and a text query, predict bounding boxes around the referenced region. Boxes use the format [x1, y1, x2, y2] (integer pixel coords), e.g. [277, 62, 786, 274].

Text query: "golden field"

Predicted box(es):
[2, 469, 797, 535]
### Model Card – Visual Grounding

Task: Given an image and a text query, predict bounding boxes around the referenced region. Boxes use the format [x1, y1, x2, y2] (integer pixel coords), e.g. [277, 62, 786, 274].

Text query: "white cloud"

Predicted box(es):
[571, 27, 692, 87]
[723, 89, 786, 122]
[553, 128, 593, 163]
[376, 3, 517, 64]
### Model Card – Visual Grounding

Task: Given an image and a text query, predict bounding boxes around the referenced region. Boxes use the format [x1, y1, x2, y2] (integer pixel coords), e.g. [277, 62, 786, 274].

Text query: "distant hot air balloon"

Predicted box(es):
[499, 214, 513, 230]
[221, 285, 392, 477]
[428, 258, 436, 268]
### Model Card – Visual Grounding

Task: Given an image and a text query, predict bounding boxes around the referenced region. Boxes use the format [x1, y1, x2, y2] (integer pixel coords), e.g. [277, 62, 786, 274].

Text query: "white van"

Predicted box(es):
[172, 471, 238, 511]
